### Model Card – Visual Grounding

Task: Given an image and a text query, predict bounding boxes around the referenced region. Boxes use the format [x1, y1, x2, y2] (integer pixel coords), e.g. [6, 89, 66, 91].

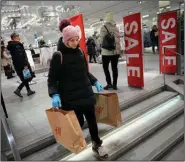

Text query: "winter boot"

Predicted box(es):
[14, 89, 23, 98]
[92, 140, 109, 160]
[113, 85, 118, 90]
[104, 85, 113, 90]
[27, 89, 36, 96]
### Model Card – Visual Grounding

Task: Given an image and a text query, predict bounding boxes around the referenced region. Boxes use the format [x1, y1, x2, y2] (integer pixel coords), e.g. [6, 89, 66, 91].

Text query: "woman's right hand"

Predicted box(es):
[52, 94, 62, 108]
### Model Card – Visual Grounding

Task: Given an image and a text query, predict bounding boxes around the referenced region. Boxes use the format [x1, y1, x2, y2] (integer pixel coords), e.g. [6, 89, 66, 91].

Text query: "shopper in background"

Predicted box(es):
[48, 25, 108, 160]
[7, 33, 35, 98]
[86, 36, 97, 63]
[100, 12, 121, 90]
[57, 19, 71, 52]
[150, 25, 159, 54]
[1, 43, 14, 79]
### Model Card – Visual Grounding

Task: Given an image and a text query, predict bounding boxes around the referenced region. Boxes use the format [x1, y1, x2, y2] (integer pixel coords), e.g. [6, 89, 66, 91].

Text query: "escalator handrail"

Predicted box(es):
[1, 116, 21, 161]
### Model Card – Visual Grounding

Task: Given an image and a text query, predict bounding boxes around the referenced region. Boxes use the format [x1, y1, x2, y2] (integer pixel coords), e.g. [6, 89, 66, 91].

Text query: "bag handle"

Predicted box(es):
[104, 25, 111, 35]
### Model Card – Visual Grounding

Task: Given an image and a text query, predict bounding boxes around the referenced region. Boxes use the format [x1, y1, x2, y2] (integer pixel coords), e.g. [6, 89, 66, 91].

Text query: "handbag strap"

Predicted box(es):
[104, 25, 111, 35]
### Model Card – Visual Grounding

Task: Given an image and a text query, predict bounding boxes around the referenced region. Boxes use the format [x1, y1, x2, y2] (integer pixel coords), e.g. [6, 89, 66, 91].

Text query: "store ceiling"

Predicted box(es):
[1, 1, 183, 30]
[1, 0, 183, 44]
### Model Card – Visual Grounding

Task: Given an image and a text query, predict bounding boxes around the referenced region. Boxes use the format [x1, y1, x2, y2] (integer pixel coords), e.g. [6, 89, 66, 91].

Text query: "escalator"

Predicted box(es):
[60, 95, 184, 161]
[161, 140, 184, 161]
[21, 90, 184, 161]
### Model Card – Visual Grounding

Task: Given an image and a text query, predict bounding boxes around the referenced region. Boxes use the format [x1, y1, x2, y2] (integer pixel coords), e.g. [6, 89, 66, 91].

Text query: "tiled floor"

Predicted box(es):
[2, 53, 178, 150]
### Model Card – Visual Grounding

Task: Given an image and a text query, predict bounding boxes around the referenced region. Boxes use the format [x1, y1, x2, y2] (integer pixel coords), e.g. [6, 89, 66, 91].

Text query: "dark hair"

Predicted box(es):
[10, 32, 19, 40]
[1, 40, 4, 46]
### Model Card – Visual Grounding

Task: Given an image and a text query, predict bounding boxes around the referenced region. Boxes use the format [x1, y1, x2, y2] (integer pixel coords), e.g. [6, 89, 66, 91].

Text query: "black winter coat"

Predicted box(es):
[57, 37, 63, 52]
[48, 41, 97, 110]
[86, 38, 96, 55]
[7, 41, 35, 81]
[7, 41, 29, 73]
[150, 29, 158, 44]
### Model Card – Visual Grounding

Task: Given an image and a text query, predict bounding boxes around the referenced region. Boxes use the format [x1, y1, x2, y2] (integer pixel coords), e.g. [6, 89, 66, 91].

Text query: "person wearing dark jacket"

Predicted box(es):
[48, 25, 108, 160]
[7, 33, 35, 98]
[150, 25, 159, 54]
[86, 36, 97, 63]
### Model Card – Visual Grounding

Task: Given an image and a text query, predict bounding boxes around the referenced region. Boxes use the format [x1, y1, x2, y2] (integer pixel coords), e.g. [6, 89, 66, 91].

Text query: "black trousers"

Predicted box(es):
[75, 106, 101, 145]
[17, 73, 30, 91]
[89, 54, 97, 63]
[102, 55, 119, 86]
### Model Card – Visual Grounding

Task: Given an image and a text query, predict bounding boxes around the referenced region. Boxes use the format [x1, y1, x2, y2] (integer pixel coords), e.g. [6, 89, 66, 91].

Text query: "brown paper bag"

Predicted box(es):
[95, 92, 122, 127]
[45, 108, 87, 153]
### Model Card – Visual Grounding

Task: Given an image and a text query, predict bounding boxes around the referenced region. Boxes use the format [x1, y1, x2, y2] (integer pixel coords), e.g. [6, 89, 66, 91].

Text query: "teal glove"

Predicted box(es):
[23, 69, 31, 79]
[94, 81, 103, 92]
[52, 94, 62, 108]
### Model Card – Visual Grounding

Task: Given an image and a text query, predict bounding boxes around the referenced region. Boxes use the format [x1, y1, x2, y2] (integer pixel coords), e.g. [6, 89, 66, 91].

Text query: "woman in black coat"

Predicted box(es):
[48, 25, 108, 160]
[86, 36, 97, 63]
[7, 33, 35, 98]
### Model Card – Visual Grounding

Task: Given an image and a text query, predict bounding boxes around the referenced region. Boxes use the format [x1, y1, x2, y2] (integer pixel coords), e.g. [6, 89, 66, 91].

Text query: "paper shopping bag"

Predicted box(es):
[45, 108, 87, 153]
[95, 92, 122, 127]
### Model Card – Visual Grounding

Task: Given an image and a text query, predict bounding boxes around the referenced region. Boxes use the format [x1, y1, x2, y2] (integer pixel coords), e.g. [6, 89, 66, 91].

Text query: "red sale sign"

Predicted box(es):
[159, 11, 178, 73]
[123, 12, 144, 87]
[69, 14, 87, 59]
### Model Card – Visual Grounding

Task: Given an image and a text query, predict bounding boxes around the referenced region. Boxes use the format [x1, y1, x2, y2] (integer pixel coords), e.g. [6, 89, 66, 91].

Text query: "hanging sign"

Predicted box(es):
[123, 12, 144, 87]
[69, 14, 87, 59]
[159, 11, 178, 74]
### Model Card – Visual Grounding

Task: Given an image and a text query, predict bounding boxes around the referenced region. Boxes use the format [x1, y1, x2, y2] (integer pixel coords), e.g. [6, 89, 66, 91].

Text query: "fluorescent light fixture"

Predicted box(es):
[142, 14, 149, 18]
[90, 21, 105, 29]
[56, 6, 64, 12]
[18, 14, 37, 28]
[166, 6, 171, 9]
[157, 12, 160, 14]
[7, 18, 13, 26]
[31, 18, 41, 25]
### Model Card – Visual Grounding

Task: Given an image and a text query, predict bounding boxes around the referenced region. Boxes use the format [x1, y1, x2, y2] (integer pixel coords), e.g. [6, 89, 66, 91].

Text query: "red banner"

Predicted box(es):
[69, 14, 87, 59]
[123, 12, 144, 87]
[159, 11, 178, 73]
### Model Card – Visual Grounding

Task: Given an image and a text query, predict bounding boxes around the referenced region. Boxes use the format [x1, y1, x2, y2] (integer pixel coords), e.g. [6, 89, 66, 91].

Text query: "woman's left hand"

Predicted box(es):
[94, 81, 103, 92]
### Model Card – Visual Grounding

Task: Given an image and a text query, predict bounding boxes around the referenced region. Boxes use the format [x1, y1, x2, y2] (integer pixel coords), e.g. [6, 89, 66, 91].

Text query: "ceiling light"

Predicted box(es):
[18, 14, 37, 28]
[137, 1, 144, 4]
[56, 6, 64, 12]
[90, 21, 105, 29]
[142, 14, 149, 18]
[166, 6, 171, 9]
[157, 12, 159, 14]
